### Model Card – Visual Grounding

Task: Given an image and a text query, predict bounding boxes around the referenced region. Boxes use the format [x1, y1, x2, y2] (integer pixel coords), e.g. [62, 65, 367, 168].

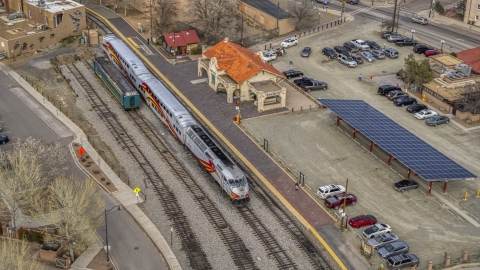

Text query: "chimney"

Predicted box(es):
[248, 60, 252, 69]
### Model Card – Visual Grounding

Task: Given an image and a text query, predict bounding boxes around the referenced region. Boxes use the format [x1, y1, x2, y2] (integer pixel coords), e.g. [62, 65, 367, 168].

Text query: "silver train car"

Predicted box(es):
[102, 35, 250, 204]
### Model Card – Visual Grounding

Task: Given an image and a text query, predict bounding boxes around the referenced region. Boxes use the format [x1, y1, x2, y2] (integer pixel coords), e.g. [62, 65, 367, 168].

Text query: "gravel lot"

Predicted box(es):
[243, 17, 480, 269]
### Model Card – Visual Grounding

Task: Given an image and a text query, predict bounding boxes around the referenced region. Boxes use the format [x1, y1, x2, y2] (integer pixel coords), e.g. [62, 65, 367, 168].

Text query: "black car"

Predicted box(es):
[365, 40, 381, 50]
[293, 77, 314, 86]
[381, 31, 395, 39]
[406, 103, 428, 113]
[387, 254, 420, 269]
[378, 85, 402, 95]
[322, 47, 337, 58]
[413, 44, 434, 54]
[283, 70, 304, 79]
[394, 180, 419, 192]
[301, 47, 312, 57]
[351, 55, 364, 64]
[334, 46, 350, 56]
[394, 97, 416, 106]
[343, 41, 359, 53]
[395, 38, 417, 47]
[0, 135, 9, 144]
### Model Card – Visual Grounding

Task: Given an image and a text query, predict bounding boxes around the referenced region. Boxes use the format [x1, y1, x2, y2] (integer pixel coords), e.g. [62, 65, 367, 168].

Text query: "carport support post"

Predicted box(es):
[407, 169, 411, 180]
[428, 182, 433, 196]
[336, 116, 342, 126]
[443, 181, 448, 193]
[352, 129, 358, 139]
[340, 178, 349, 229]
[369, 142, 376, 152]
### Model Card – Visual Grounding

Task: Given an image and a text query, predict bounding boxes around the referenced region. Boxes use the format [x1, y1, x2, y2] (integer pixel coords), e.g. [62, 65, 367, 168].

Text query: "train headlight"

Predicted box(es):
[245, 190, 250, 198]
[230, 191, 241, 199]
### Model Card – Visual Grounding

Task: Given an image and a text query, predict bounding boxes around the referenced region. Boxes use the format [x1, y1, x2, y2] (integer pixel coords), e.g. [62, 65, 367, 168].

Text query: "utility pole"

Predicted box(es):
[150, 0, 153, 43]
[341, 0, 345, 18]
[277, 2, 280, 34]
[392, 0, 398, 32]
[340, 179, 349, 229]
[241, 13, 244, 46]
[429, 0, 435, 18]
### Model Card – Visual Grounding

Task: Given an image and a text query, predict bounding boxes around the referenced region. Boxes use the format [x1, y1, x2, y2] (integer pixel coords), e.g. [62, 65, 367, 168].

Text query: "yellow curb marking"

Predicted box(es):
[87, 7, 347, 270]
[127, 37, 139, 48]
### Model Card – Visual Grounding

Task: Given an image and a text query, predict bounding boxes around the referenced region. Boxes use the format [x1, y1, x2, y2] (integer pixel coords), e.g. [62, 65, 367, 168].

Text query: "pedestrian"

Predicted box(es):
[359, 74, 362, 82]
[147, 37, 150, 44]
[295, 183, 299, 191]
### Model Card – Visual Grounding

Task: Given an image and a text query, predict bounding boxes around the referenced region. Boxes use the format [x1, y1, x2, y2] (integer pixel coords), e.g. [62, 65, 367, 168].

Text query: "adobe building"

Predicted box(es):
[0, 0, 86, 58]
[198, 37, 286, 112]
[239, 0, 295, 35]
[162, 29, 200, 56]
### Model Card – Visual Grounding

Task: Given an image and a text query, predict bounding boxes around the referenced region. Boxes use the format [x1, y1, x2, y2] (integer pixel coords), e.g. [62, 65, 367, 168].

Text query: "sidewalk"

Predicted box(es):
[0, 62, 181, 270]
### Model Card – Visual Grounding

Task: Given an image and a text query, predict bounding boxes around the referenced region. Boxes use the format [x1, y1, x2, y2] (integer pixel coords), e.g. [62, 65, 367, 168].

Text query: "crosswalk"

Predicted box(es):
[350, 6, 375, 15]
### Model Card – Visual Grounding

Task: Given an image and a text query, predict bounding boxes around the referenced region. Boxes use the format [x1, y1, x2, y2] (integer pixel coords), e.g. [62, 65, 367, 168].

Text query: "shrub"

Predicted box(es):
[106, 182, 111, 185]
[93, 169, 100, 174]
[22, 230, 45, 244]
[190, 46, 203, 55]
[434, 1, 445, 15]
[86, 164, 91, 167]
[101, 177, 105, 181]
[81, 159, 86, 162]
[450, 52, 457, 57]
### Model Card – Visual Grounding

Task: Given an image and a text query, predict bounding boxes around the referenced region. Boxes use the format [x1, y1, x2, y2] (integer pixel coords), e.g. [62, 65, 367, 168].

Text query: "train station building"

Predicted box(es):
[0, 0, 86, 59]
[198, 37, 287, 112]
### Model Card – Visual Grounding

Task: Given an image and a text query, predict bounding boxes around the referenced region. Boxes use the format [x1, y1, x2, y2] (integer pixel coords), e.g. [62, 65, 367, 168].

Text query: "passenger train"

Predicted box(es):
[102, 35, 250, 204]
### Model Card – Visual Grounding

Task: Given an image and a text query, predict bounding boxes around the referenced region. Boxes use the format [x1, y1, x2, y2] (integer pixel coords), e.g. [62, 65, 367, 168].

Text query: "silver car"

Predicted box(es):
[371, 50, 385, 59]
[378, 241, 409, 259]
[360, 51, 375, 62]
[367, 233, 399, 249]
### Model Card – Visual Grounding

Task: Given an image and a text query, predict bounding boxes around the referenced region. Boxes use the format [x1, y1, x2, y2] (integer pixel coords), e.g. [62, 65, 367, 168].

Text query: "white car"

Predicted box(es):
[414, 109, 437, 120]
[353, 39, 370, 51]
[316, 184, 346, 199]
[363, 224, 392, 239]
[281, 37, 298, 48]
[262, 52, 277, 62]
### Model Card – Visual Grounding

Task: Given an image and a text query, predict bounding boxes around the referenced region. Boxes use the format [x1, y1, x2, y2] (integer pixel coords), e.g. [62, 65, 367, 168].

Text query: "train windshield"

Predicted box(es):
[228, 177, 247, 188]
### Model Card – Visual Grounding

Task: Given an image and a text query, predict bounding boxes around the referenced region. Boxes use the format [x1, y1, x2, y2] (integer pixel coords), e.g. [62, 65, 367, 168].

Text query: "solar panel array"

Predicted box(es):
[318, 99, 476, 181]
[242, 0, 292, 20]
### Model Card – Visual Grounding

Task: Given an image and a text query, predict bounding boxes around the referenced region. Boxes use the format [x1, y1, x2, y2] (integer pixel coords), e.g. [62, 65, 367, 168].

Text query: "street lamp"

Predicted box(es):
[440, 40, 445, 52]
[105, 205, 121, 262]
[411, 29, 415, 40]
[384, 43, 386, 50]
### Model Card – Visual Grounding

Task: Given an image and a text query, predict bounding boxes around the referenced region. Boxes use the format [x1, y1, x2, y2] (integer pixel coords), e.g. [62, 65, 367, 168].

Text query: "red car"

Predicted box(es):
[424, 50, 440, 57]
[349, 215, 377, 228]
[324, 193, 357, 209]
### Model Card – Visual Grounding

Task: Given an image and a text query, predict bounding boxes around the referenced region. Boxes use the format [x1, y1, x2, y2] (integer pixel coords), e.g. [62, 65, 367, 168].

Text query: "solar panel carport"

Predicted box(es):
[318, 99, 476, 195]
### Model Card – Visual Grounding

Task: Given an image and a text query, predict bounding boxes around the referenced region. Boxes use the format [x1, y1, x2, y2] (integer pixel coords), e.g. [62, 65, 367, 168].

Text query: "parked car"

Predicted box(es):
[316, 0, 329, 3]
[262, 52, 277, 62]
[387, 254, 420, 270]
[293, 77, 314, 86]
[406, 103, 428, 113]
[367, 233, 400, 249]
[322, 47, 338, 58]
[334, 46, 350, 56]
[343, 41, 359, 53]
[424, 50, 440, 57]
[324, 193, 357, 209]
[378, 242, 409, 259]
[393, 180, 419, 192]
[387, 90, 407, 100]
[381, 31, 395, 39]
[352, 55, 364, 64]
[413, 44, 434, 54]
[316, 184, 346, 199]
[301, 80, 328, 92]
[394, 97, 417, 106]
[301, 47, 312, 57]
[387, 35, 404, 42]
[349, 215, 377, 228]
[384, 48, 399, 58]
[352, 39, 370, 51]
[363, 224, 392, 239]
[0, 135, 9, 145]
[281, 37, 298, 48]
[414, 109, 437, 119]
[347, 0, 359, 4]
[395, 38, 417, 47]
[268, 48, 283, 56]
[371, 50, 386, 59]
[282, 70, 304, 79]
[361, 51, 376, 62]
[338, 54, 358, 68]
[426, 115, 450, 126]
[365, 40, 381, 50]
[411, 16, 428, 25]
[378, 85, 401, 95]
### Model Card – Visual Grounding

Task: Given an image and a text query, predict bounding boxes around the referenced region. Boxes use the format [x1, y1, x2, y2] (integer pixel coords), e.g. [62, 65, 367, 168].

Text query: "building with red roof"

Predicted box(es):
[457, 46, 480, 74]
[198, 37, 286, 112]
[163, 30, 200, 56]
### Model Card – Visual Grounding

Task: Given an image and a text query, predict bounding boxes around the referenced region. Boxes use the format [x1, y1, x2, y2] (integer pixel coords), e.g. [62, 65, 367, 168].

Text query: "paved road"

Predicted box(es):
[0, 66, 167, 270]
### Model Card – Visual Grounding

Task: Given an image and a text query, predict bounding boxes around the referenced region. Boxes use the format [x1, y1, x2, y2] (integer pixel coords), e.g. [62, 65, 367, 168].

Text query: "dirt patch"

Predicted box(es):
[72, 143, 118, 192]
[86, 247, 115, 270]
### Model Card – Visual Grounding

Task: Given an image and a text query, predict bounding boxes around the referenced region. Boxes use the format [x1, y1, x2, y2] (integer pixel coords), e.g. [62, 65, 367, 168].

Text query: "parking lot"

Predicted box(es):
[245, 19, 480, 268]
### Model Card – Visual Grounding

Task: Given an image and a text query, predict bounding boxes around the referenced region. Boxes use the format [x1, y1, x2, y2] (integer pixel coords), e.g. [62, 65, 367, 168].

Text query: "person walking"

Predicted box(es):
[295, 183, 299, 191]
[359, 74, 362, 82]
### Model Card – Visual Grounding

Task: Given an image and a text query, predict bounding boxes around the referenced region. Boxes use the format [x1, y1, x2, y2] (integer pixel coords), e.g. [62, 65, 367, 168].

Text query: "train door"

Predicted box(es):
[221, 175, 229, 194]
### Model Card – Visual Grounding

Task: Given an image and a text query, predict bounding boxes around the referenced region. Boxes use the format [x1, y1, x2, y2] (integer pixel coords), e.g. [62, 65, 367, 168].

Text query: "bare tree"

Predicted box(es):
[456, 84, 480, 114]
[286, 0, 316, 30]
[119, 0, 137, 16]
[187, 0, 240, 44]
[146, 0, 179, 36]
[31, 175, 104, 261]
[0, 238, 45, 270]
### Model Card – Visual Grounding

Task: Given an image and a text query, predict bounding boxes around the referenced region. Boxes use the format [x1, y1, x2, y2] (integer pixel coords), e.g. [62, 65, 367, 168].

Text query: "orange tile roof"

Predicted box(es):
[457, 46, 480, 74]
[203, 39, 284, 83]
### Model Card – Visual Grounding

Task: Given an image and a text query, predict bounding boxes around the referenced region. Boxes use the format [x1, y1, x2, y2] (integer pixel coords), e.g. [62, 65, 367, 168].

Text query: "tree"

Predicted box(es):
[457, 0, 467, 15]
[187, 0, 240, 44]
[383, 19, 399, 31]
[434, 1, 445, 15]
[456, 84, 480, 114]
[287, 0, 317, 30]
[31, 175, 104, 262]
[403, 54, 433, 87]
[148, 0, 179, 37]
[119, 0, 136, 16]
[0, 239, 45, 270]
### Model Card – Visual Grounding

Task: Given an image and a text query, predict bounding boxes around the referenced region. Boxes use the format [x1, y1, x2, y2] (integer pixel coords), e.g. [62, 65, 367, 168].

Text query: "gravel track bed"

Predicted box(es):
[68, 51, 319, 270]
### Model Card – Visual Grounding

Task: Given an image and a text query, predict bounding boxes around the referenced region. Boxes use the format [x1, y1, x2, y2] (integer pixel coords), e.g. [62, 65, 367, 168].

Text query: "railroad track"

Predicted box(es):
[64, 62, 210, 270]
[86, 12, 113, 35]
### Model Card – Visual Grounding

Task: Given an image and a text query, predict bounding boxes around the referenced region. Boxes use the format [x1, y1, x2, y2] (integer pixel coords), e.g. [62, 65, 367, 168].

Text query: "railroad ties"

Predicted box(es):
[86, 13, 113, 35]
[65, 62, 211, 270]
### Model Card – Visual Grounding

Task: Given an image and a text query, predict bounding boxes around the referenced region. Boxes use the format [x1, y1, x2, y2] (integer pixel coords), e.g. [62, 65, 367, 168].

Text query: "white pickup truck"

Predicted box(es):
[316, 184, 346, 199]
